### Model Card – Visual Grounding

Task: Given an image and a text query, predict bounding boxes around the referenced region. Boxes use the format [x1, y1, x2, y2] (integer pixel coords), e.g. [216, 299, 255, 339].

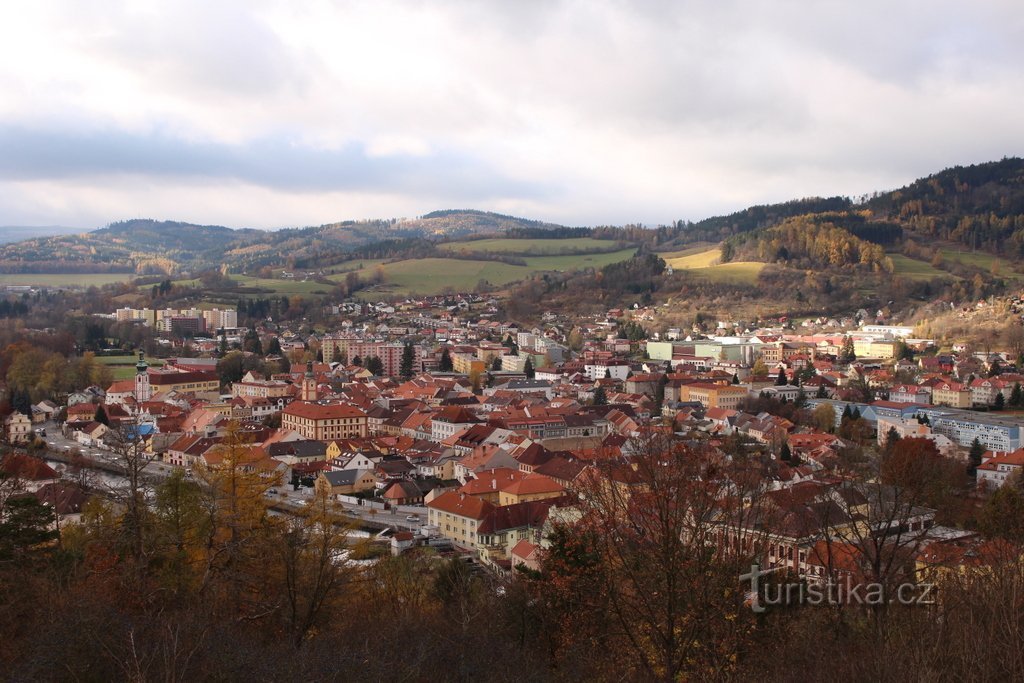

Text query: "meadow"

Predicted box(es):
[661, 247, 764, 284]
[0, 273, 136, 287]
[439, 237, 625, 255]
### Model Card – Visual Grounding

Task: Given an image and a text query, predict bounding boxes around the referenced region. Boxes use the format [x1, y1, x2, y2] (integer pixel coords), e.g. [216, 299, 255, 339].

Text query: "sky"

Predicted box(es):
[0, 0, 1022, 231]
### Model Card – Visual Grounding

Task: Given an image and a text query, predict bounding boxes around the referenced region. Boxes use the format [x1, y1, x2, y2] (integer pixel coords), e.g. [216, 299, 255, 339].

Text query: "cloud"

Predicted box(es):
[0, 0, 1021, 228]
[0, 125, 549, 200]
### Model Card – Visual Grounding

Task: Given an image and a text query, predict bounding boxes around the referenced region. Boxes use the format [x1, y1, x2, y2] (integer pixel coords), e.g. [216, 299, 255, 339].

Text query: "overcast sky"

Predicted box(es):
[1, 1, 1021, 230]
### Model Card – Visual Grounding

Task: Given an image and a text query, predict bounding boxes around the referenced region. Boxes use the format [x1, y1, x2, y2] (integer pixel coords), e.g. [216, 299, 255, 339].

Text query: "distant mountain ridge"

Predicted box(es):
[1, 158, 1022, 275]
[0, 210, 569, 275]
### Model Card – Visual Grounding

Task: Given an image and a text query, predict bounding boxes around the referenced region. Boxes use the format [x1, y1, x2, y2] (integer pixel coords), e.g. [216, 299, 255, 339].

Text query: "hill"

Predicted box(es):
[0, 210, 573, 277]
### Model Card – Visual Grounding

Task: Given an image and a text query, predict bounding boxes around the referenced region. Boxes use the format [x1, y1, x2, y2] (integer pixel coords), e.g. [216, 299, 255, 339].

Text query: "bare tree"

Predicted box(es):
[102, 415, 158, 569]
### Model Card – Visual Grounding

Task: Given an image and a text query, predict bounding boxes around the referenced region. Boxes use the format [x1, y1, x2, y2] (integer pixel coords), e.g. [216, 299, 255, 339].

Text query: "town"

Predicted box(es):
[5, 290, 1024, 597]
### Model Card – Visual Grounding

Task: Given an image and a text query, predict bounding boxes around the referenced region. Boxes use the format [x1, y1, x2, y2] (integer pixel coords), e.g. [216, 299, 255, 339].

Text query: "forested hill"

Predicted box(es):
[720, 216, 892, 272]
[863, 157, 1024, 256]
[0, 211, 573, 275]
[660, 157, 1024, 256]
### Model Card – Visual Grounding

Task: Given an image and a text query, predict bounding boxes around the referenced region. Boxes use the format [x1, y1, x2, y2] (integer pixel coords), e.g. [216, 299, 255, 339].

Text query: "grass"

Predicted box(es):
[887, 254, 954, 281]
[351, 249, 638, 299]
[940, 248, 1023, 279]
[230, 275, 332, 297]
[96, 355, 165, 380]
[439, 237, 625, 255]
[662, 246, 765, 284]
[323, 259, 387, 276]
[0, 273, 136, 287]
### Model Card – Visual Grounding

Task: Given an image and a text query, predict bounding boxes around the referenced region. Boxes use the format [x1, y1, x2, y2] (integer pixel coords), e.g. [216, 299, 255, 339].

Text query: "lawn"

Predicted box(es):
[0, 273, 137, 287]
[523, 248, 637, 270]
[887, 254, 955, 281]
[439, 237, 625, 255]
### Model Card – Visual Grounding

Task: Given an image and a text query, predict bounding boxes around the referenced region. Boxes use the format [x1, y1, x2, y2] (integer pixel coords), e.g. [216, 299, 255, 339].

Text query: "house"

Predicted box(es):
[976, 449, 1024, 490]
[498, 473, 565, 506]
[0, 453, 61, 493]
[34, 482, 90, 528]
[4, 412, 32, 444]
[426, 491, 495, 548]
[31, 400, 59, 423]
[511, 539, 541, 572]
[932, 381, 972, 409]
[382, 480, 424, 506]
[318, 469, 381, 496]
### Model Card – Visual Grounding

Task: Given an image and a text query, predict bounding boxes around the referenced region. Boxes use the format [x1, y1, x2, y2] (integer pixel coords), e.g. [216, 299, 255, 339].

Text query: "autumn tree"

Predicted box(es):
[552, 435, 767, 681]
[279, 481, 354, 647]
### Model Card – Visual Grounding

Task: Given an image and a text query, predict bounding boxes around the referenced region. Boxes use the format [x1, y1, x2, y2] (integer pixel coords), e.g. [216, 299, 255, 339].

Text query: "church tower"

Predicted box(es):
[134, 351, 151, 403]
[301, 360, 318, 402]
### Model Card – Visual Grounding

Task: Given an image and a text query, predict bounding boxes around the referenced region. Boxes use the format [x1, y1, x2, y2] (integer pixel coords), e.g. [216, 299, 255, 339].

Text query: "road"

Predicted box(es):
[37, 420, 428, 532]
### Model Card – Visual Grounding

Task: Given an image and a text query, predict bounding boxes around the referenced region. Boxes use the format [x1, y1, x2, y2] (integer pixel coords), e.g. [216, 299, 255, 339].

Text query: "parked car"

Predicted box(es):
[406, 514, 420, 522]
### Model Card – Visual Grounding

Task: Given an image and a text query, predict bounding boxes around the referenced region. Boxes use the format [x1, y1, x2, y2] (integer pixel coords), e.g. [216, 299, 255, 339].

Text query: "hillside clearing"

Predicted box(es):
[440, 237, 624, 255]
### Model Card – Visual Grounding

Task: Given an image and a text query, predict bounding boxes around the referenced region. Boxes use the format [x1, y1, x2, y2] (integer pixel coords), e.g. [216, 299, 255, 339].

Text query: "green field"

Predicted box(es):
[522, 248, 637, 270]
[0, 273, 136, 287]
[440, 237, 625, 255]
[324, 259, 387, 276]
[231, 275, 332, 296]
[887, 254, 954, 281]
[350, 248, 638, 298]
[661, 247, 765, 284]
[940, 248, 1023, 279]
[96, 355, 165, 380]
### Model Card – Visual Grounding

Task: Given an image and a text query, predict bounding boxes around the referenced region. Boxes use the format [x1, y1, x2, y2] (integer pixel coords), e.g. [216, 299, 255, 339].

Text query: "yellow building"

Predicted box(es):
[678, 383, 748, 409]
[853, 339, 896, 359]
[932, 381, 972, 409]
[497, 473, 566, 507]
[453, 352, 485, 375]
[427, 491, 495, 548]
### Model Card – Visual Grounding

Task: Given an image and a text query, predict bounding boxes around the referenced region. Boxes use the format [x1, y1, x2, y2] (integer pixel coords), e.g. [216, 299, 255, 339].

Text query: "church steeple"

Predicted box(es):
[301, 360, 318, 401]
[134, 351, 151, 402]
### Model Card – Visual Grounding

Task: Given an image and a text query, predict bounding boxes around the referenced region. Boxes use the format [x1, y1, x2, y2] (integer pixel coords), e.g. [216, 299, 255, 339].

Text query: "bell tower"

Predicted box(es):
[301, 360, 318, 401]
[134, 351, 151, 402]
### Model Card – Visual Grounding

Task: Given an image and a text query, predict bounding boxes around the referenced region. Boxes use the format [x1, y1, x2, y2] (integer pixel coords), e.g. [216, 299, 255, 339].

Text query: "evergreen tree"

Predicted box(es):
[840, 336, 856, 363]
[885, 426, 900, 451]
[351, 355, 362, 367]
[524, 356, 535, 380]
[366, 356, 384, 376]
[815, 384, 828, 399]
[218, 330, 228, 358]
[795, 387, 807, 408]
[491, 356, 503, 371]
[593, 385, 608, 406]
[94, 404, 110, 426]
[731, 373, 739, 385]
[968, 437, 985, 475]
[267, 336, 283, 356]
[775, 367, 788, 386]
[399, 343, 415, 380]
[779, 442, 792, 463]
[439, 347, 453, 372]
[1012, 382, 1023, 407]
[994, 391, 1005, 410]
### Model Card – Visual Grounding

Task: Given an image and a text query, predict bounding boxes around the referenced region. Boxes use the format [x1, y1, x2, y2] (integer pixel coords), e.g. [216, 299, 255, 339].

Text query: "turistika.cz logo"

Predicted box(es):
[739, 563, 936, 613]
